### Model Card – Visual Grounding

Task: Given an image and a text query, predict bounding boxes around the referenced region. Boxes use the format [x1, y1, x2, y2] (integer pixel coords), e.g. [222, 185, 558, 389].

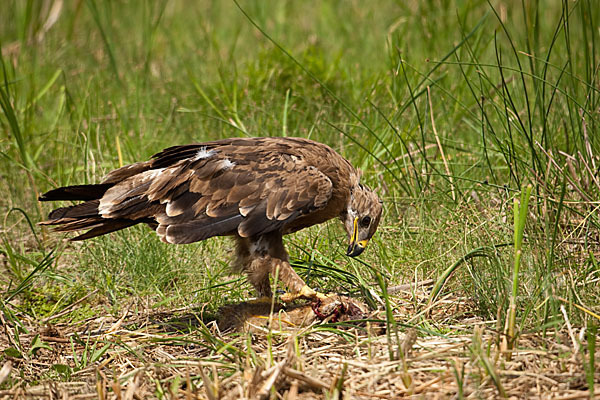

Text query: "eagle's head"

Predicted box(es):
[340, 183, 383, 257]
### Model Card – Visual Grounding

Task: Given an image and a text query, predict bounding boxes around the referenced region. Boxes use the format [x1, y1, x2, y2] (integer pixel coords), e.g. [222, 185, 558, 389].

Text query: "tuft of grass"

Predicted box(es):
[503, 183, 533, 359]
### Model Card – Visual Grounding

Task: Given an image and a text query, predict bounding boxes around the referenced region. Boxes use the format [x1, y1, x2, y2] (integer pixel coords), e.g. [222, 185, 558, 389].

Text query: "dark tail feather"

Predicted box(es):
[43, 200, 101, 221]
[71, 219, 142, 241]
[39, 180, 153, 241]
[41, 213, 146, 241]
[39, 197, 148, 241]
[39, 184, 112, 201]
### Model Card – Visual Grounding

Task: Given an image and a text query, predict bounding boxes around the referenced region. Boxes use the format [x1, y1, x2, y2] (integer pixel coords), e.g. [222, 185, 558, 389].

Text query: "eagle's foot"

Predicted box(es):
[280, 285, 329, 303]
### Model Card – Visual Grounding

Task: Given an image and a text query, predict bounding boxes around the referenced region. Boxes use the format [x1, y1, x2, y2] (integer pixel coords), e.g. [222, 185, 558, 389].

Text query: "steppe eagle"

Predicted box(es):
[39, 137, 383, 301]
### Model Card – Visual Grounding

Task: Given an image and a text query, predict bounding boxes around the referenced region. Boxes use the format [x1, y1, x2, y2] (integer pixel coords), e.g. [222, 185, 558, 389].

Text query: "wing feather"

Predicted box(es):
[162, 214, 243, 244]
[45, 137, 336, 243]
[151, 142, 334, 241]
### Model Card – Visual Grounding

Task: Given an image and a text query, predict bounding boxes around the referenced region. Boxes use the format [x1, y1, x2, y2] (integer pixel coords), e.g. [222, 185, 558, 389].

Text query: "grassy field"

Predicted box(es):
[1, 0, 599, 398]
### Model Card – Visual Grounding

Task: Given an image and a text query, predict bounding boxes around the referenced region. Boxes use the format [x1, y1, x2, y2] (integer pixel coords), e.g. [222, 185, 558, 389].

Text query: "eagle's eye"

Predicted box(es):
[360, 216, 371, 227]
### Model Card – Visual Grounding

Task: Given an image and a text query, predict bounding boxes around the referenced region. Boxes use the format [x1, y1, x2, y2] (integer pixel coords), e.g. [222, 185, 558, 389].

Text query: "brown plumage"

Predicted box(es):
[39, 137, 383, 300]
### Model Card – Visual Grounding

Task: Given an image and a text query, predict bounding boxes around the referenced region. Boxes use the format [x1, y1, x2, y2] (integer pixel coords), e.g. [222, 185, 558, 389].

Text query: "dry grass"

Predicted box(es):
[1, 285, 597, 399]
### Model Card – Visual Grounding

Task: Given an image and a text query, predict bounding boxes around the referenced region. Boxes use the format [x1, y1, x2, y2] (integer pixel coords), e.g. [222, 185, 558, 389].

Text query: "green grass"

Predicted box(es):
[1, 0, 599, 395]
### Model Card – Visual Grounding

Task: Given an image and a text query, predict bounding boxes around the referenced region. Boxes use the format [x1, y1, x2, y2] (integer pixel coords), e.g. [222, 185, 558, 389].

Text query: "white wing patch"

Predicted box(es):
[217, 158, 235, 170]
[193, 147, 216, 160]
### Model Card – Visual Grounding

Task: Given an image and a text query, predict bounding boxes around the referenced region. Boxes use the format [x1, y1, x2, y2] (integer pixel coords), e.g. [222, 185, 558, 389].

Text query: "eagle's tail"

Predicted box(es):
[38, 183, 112, 202]
[38, 183, 143, 241]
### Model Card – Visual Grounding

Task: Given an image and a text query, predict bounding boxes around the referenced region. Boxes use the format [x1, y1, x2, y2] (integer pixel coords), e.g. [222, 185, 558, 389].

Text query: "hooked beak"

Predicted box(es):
[346, 217, 369, 257]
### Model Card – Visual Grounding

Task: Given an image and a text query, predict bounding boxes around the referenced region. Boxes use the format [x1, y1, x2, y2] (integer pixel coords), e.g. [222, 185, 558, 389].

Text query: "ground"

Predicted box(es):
[0, 285, 595, 399]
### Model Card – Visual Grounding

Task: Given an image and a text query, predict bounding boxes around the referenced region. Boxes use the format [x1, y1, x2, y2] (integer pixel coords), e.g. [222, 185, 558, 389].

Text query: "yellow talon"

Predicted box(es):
[315, 292, 329, 301]
[280, 285, 330, 302]
[299, 285, 316, 298]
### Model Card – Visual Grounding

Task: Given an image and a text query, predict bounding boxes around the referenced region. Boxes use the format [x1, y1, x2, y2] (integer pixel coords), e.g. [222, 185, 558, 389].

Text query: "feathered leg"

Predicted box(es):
[235, 232, 326, 301]
[235, 236, 275, 298]
[246, 257, 273, 298]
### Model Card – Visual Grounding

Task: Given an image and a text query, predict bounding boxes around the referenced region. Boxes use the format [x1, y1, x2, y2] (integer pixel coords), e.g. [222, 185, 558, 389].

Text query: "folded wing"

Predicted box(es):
[40, 138, 333, 243]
